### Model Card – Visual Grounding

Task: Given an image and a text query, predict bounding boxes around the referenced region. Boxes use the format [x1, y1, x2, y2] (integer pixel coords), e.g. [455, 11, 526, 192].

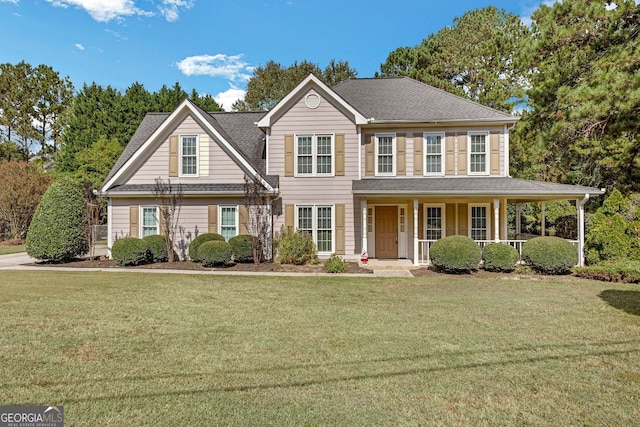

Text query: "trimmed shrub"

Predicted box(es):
[188, 233, 225, 262]
[111, 237, 151, 266]
[198, 240, 232, 267]
[324, 253, 348, 273]
[574, 260, 640, 283]
[26, 177, 88, 262]
[522, 236, 578, 275]
[143, 234, 168, 263]
[229, 234, 255, 263]
[275, 228, 317, 265]
[429, 235, 481, 274]
[482, 243, 519, 273]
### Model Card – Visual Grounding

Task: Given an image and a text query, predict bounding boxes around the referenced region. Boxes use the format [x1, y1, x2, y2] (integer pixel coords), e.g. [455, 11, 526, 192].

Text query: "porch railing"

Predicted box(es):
[417, 239, 579, 266]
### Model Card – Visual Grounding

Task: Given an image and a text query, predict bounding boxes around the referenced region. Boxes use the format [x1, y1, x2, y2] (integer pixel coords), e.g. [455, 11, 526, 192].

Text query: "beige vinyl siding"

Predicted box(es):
[268, 90, 359, 257]
[125, 115, 246, 185]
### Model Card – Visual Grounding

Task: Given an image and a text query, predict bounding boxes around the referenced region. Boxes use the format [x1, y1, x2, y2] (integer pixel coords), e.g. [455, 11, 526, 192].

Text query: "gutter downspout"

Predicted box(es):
[577, 194, 590, 267]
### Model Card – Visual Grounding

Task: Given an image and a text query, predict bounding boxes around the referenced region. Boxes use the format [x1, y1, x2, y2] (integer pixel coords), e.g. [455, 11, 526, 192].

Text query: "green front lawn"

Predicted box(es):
[0, 244, 25, 255]
[1, 271, 638, 425]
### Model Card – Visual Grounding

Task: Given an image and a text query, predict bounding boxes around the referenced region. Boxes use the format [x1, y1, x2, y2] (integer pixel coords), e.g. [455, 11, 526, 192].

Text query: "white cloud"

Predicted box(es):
[46, 0, 153, 22]
[214, 85, 246, 111]
[176, 54, 253, 82]
[158, 0, 193, 22]
[75, 43, 85, 50]
[0, 0, 19, 4]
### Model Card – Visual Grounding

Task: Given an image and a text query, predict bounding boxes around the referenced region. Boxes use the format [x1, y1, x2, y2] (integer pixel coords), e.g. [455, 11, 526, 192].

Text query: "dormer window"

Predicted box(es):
[180, 135, 198, 176]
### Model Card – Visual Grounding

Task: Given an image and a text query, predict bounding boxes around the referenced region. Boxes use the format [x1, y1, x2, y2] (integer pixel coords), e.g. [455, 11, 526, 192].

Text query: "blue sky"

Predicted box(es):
[1, 0, 555, 110]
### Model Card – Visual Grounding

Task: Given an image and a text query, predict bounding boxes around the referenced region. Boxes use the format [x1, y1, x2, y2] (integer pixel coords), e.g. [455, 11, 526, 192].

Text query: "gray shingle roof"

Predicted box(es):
[333, 77, 516, 122]
[352, 177, 603, 200]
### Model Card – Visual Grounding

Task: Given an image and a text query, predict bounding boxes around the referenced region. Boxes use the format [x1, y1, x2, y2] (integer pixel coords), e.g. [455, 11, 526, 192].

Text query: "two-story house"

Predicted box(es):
[99, 74, 603, 266]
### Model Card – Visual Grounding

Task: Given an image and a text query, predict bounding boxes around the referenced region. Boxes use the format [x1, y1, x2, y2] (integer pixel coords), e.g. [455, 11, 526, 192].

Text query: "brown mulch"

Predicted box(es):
[32, 256, 373, 274]
[0, 239, 24, 246]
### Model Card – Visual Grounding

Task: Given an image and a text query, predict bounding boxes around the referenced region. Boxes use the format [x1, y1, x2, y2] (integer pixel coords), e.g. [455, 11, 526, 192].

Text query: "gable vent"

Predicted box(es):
[305, 93, 320, 109]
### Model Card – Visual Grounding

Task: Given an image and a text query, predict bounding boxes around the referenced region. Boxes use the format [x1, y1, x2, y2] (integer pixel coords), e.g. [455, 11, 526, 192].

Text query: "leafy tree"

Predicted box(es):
[26, 176, 89, 261]
[71, 136, 123, 189]
[511, 0, 640, 191]
[378, 7, 531, 113]
[233, 59, 357, 111]
[189, 88, 223, 112]
[0, 161, 53, 239]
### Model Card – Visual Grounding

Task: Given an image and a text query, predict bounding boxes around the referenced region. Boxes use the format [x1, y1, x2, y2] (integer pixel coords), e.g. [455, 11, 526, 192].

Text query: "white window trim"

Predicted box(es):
[375, 133, 396, 177]
[179, 134, 199, 177]
[294, 204, 335, 255]
[294, 133, 335, 177]
[423, 203, 446, 240]
[140, 206, 159, 237]
[467, 131, 490, 176]
[468, 203, 491, 241]
[219, 205, 239, 241]
[423, 132, 445, 176]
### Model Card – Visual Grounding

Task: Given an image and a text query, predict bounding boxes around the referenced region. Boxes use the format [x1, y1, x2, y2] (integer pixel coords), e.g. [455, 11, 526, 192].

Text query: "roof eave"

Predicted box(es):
[366, 117, 519, 126]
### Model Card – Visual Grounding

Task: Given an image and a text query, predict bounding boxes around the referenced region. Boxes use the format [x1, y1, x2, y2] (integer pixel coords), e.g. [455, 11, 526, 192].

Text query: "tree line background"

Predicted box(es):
[0, 0, 638, 241]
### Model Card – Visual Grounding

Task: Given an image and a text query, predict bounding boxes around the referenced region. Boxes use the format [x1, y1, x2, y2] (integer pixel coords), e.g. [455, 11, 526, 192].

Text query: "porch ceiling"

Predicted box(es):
[352, 177, 604, 202]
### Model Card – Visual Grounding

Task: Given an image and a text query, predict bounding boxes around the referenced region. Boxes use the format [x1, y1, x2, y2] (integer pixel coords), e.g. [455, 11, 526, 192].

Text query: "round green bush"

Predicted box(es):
[323, 253, 348, 273]
[111, 237, 151, 266]
[26, 177, 89, 262]
[429, 235, 482, 273]
[482, 242, 519, 273]
[229, 234, 255, 263]
[188, 233, 225, 262]
[143, 234, 168, 262]
[275, 228, 317, 265]
[198, 240, 232, 267]
[522, 236, 578, 275]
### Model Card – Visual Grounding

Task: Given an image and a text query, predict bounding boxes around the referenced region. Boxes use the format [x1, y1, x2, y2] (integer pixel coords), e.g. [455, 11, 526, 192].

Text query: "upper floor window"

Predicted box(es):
[296, 134, 334, 176]
[296, 205, 333, 254]
[468, 132, 489, 175]
[376, 133, 395, 176]
[180, 135, 198, 176]
[142, 206, 159, 237]
[424, 132, 444, 175]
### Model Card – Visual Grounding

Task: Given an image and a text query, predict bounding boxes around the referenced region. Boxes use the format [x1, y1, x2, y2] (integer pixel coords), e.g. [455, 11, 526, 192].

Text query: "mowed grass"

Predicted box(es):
[1, 271, 639, 426]
[0, 244, 25, 255]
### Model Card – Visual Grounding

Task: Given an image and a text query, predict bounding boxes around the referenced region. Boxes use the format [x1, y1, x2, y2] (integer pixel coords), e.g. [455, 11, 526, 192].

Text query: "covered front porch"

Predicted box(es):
[353, 177, 605, 267]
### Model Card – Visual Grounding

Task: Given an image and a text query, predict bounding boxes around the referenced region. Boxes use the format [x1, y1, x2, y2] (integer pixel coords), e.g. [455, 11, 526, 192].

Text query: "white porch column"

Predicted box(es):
[107, 198, 113, 258]
[493, 198, 500, 242]
[361, 200, 368, 256]
[541, 201, 546, 236]
[578, 195, 589, 267]
[413, 199, 419, 266]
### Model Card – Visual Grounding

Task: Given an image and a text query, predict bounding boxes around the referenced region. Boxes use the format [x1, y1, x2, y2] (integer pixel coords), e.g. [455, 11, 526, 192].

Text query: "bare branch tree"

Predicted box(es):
[243, 175, 274, 265]
[153, 177, 183, 263]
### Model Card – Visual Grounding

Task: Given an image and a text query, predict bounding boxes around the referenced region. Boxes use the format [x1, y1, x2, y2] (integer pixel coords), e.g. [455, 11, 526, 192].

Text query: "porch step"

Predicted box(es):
[360, 259, 420, 272]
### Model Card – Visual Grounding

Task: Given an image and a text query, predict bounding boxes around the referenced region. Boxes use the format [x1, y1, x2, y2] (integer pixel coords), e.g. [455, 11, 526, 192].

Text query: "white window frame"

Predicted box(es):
[219, 205, 239, 241]
[141, 206, 159, 237]
[468, 203, 491, 241]
[179, 135, 199, 177]
[424, 203, 446, 240]
[294, 133, 335, 177]
[295, 204, 335, 255]
[375, 133, 396, 176]
[468, 131, 490, 176]
[423, 132, 445, 176]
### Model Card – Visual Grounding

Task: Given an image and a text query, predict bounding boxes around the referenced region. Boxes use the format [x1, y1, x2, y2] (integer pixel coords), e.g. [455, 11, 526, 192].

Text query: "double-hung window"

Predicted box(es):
[142, 206, 159, 237]
[296, 134, 334, 176]
[296, 205, 333, 253]
[424, 204, 445, 240]
[376, 134, 395, 176]
[220, 206, 238, 241]
[180, 135, 198, 176]
[469, 204, 490, 240]
[468, 132, 489, 175]
[424, 132, 444, 175]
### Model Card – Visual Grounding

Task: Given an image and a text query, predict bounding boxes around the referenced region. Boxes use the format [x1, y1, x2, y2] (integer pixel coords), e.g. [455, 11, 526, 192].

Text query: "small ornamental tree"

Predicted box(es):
[26, 177, 88, 261]
[153, 178, 183, 262]
[243, 174, 274, 264]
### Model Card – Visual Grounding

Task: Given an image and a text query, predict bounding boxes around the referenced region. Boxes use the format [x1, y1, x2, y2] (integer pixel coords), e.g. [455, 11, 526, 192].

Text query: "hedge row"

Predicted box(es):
[188, 233, 256, 266]
[111, 235, 170, 266]
[574, 260, 640, 283]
